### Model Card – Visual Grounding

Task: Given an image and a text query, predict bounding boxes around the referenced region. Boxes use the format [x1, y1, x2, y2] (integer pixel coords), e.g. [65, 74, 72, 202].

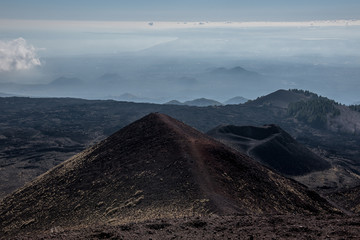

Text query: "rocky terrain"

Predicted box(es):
[7, 214, 360, 240]
[1, 90, 360, 200]
[1, 90, 360, 238]
[207, 124, 331, 176]
[224, 96, 248, 105]
[0, 113, 338, 238]
[329, 185, 360, 213]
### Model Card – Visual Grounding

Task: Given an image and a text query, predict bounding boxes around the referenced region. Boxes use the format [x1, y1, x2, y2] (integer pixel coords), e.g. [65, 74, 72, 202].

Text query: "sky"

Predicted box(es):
[0, 1, 360, 104]
[1, 0, 360, 21]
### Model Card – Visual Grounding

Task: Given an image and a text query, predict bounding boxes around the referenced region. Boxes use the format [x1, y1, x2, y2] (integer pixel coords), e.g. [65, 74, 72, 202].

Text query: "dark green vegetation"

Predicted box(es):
[288, 95, 340, 129]
[246, 89, 314, 108]
[289, 89, 318, 98]
[350, 105, 360, 112]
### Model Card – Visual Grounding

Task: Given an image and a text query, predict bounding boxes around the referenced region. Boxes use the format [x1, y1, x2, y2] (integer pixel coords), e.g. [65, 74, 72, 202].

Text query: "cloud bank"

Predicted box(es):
[0, 38, 41, 72]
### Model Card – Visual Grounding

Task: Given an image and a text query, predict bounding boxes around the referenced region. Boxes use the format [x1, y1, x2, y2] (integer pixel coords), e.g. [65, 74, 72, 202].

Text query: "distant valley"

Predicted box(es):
[0, 63, 264, 102]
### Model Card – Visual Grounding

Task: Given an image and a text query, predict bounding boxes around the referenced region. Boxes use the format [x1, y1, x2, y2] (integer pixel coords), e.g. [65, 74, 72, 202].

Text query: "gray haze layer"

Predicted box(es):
[1, 26, 360, 104]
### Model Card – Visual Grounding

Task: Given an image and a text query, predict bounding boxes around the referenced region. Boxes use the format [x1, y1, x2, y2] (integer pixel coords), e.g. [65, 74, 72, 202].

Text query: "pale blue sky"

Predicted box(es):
[1, 0, 359, 21]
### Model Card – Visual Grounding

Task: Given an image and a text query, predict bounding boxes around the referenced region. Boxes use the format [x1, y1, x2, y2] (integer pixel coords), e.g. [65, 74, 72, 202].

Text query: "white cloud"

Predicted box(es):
[0, 38, 41, 72]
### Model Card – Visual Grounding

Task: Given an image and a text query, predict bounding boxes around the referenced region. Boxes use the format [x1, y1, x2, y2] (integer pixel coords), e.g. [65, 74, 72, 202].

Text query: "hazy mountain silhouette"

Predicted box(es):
[183, 98, 223, 107]
[224, 96, 248, 105]
[211, 66, 260, 77]
[0, 92, 17, 97]
[48, 77, 83, 87]
[165, 98, 222, 107]
[109, 93, 165, 103]
[208, 124, 331, 176]
[165, 100, 184, 105]
[0, 113, 337, 236]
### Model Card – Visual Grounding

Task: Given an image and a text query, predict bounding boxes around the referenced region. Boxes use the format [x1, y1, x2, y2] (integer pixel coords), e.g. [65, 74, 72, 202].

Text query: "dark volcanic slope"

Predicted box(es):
[208, 124, 331, 176]
[2, 93, 360, 200]
[0, 113, 337, 236]
[330, 186, 360, 213]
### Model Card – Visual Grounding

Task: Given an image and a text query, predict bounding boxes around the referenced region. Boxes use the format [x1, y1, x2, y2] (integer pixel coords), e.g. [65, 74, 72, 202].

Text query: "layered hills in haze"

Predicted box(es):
[224, 96, 248, 105]
[165, 98, 223, 107]
[0, 113, 338, 237]
[210, 66, 260, 77]
[166, 97, 248, 107]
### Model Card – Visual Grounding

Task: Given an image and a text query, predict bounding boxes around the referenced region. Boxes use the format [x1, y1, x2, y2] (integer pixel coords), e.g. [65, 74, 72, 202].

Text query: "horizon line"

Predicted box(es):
[1, 19, 360, 31]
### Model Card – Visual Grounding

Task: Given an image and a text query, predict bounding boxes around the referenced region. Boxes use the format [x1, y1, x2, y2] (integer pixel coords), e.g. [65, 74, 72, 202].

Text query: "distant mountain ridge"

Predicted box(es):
[211, 66, 260, 77]
[165, 100, 184, 105]
[109, 93, 166, 104]
[246, 89, 314, 108]
[183, 98, 223, 107]
[166, 96, 248, 106]
[0, 92, 18, 97]
[165, 98, 223, 107]
[224, 96, 248, 105]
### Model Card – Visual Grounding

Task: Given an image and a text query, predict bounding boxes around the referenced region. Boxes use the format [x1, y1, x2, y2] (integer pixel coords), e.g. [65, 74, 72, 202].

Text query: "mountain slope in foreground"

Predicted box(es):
[0, 113, 338, 237]
[330, 185, 360, 213]
[208, 124, 331, 176]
